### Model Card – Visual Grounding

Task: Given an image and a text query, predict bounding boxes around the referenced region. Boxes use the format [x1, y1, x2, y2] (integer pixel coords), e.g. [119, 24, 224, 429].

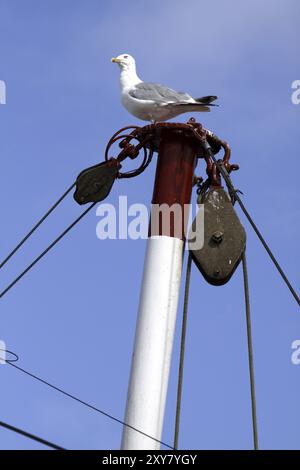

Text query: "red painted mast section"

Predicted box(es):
[150, 127, 198, 238]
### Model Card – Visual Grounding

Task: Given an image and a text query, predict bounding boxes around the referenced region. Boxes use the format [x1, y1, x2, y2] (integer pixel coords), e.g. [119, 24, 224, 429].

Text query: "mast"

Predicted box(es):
[121, 126, 198, 449]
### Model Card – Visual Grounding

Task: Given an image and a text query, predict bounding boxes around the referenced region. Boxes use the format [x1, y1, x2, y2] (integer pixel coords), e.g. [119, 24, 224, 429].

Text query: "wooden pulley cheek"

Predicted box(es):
[73, 158, 120, 205]
[189, 187, 246, 285]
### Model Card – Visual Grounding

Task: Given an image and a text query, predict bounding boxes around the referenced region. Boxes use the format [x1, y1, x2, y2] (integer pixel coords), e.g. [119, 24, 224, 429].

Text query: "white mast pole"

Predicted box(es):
[121, 126, 197, 450]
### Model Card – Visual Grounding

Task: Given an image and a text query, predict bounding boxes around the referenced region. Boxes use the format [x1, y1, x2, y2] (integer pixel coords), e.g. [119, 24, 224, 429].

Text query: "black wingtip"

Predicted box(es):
[195, 95, 218, 104]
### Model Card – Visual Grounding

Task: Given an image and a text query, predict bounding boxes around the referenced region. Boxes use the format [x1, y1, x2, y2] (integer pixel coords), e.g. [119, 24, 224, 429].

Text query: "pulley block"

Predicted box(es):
[189, 187, 246, 285]
[73, 158, 120, 205]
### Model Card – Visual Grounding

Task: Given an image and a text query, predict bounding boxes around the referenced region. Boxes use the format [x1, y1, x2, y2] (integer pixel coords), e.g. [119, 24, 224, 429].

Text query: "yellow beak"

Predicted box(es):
[111, 57, 121, 63]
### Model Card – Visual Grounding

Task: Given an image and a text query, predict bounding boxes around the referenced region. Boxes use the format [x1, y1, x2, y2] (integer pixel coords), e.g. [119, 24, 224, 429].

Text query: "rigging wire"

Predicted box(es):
[188, 126, 299, 306]
[208, 153, 300, 307]
[0, 130, 294, 450]
[226, 178, 259, 449]
[0, 420, 66, 450]
[0, 202, 96, 299]
[173, 181, 260, 450]
[173, 248, 260, 451]
[6, 361, 174, 450]
[242, 251, 259, 449]
[0, 183, 76, 270]
[174, 252, 192, 450]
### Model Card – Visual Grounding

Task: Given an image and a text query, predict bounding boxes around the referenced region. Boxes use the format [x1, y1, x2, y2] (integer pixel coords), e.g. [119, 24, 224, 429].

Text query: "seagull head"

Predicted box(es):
[111, 53, 136, 71]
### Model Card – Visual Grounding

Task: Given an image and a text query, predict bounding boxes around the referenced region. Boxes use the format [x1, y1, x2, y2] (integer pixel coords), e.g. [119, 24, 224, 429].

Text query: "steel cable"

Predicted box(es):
[0, 202, 96, 299]
[5, 361, 174, 450]
[0, 183, 75, 270]
[174, 253, 192, 450]
[242, 251, 259, 449]
[0, 420, 66, 450]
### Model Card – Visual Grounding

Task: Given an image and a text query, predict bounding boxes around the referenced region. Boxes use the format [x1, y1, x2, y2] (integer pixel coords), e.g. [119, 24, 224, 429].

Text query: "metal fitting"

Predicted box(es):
[211, 231, 224, 244]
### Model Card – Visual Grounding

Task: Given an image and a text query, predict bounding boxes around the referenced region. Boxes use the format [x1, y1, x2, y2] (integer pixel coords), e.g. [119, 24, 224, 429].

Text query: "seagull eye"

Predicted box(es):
[123, 55, 128, 59]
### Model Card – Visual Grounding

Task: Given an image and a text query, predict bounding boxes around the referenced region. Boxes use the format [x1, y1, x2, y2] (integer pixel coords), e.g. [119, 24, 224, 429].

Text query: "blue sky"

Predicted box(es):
[0, 0, 299, 450]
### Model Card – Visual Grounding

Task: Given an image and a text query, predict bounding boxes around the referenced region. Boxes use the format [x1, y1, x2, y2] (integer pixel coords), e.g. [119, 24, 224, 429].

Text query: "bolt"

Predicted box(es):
[213, 267, 221, 277]
[211, 231, 224, 244]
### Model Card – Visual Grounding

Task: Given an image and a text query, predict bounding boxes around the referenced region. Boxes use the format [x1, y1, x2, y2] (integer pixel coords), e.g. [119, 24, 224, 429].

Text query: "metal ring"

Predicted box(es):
[0, 348, 19, 363]
[105, 126, 141, 161]
[105, 126, 153, 179]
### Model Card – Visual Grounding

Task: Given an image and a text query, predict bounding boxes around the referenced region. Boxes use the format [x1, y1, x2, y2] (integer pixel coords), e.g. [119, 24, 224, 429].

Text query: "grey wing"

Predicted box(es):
[129, 82, 193, 103]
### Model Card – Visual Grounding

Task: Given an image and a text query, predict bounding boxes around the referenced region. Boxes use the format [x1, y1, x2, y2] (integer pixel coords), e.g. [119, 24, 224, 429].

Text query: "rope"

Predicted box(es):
[6, 361, 174, 450]
[174, 253, 192, 450]
[209, 153, 300, 307]
[242, 251, 259, 449]
[225, 175, 259, 450]
[0, 420, 66, 450]
[0, 202, 96, 299]
[223, 170, 259, 450]
[173, 248, 260, 451]
[173, 180, 259, 451]
[187, 129, 300, 307]
[0, 183, 75, 270]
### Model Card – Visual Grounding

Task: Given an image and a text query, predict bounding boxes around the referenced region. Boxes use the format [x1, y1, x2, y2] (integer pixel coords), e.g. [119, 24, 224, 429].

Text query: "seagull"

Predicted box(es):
[111, 53, 218, 123]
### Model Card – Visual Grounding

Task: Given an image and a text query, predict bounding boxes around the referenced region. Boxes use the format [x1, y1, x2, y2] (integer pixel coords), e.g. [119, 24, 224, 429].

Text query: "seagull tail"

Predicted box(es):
[194, 95, 218, 105]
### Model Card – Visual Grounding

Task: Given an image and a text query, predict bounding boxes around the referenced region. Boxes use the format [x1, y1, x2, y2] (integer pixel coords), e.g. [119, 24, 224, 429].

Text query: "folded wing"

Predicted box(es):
[129, 82, 194, 104]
